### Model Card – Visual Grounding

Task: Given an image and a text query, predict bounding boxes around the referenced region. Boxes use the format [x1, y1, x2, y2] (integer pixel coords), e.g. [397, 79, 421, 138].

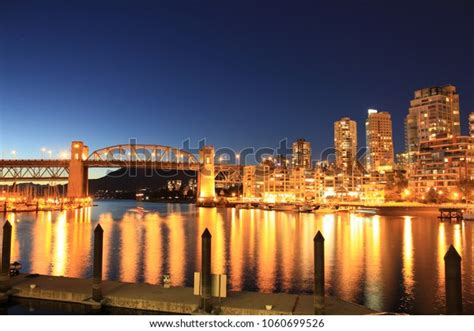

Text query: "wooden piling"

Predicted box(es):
[444, 245, 462, 314]
[201, 228, 212, 313]
[0, 221, 12, 297]
[314, 231, 325, 314]
[92, 224, 103, 303]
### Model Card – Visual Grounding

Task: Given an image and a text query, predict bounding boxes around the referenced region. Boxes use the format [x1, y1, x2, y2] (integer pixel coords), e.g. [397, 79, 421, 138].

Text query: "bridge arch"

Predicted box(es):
[87, 144, 199, 164]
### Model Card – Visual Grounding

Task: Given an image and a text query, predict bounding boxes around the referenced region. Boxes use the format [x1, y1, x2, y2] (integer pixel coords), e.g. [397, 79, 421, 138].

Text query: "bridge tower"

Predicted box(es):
[67, 141, 89, 198]
[197, 146, 216, 206]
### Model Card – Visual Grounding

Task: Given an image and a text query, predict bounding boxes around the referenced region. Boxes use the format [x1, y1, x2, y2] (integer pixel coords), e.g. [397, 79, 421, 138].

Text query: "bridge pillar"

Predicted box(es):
[197, 146, 216, 206]
[67, 141, 89, 198]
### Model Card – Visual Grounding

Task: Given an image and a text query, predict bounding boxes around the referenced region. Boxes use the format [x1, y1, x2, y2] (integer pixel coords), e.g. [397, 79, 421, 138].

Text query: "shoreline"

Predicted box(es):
[0, 204, 93, 214]
[3, 198, 472, 216]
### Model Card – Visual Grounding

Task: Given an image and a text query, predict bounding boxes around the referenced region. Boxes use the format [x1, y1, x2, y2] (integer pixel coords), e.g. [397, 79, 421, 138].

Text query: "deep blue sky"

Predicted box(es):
[1, 0, 473, 160]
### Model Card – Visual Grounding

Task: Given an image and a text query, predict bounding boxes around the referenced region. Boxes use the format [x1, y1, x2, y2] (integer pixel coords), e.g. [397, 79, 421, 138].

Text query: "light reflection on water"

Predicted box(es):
[0, 200, 473, 314]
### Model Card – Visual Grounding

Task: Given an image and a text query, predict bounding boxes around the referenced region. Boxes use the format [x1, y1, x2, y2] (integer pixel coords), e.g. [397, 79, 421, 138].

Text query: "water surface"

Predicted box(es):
[1, 200, 472, 314]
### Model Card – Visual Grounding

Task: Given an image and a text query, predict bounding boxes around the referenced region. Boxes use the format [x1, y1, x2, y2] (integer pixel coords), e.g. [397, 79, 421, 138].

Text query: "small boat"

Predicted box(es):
[353, 207, 379, 215]
[128, 206, 148, 216]
[463, 208, 474, 220]
[235, 203, 252, 209]
[271, 204, 296, 211]
[298, 204, 315, 213]
[336, 206, 352, 213]
[257, 203, 271, 210]
[314, 208, 337, 214]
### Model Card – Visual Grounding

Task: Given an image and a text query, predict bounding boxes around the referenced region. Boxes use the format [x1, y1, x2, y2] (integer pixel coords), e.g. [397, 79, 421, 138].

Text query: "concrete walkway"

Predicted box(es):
[6, 274, 375, 315]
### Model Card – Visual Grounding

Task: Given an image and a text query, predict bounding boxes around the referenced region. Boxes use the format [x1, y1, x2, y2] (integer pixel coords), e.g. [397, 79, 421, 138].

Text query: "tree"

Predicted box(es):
[459, 179, 474, 202]
[426, 188, 438, 203]
[384, 169, 409, 201]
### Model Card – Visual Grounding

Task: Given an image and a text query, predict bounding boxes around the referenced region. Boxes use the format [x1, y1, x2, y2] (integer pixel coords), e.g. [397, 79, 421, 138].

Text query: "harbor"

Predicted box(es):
[0, 196, 93, 214]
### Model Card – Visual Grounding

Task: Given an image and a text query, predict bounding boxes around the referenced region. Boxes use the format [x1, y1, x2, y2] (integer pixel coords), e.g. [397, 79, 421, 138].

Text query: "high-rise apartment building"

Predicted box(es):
[334, 117, 357, 172]
[409, 135, 474, 196]
[365, 109, 394, 171]
[469, 112, 474, 138]
[405, 85, 460, 156]
[292, 139, 312, 169]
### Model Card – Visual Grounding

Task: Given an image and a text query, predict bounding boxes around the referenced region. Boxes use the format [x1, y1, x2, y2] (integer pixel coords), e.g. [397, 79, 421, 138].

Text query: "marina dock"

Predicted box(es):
[4, 273, 374, 315]
[438, 208, 464, 221]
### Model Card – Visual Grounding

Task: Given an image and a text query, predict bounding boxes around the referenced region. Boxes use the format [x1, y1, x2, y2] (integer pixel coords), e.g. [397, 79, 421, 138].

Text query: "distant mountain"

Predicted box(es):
[88, 168, 197, 194]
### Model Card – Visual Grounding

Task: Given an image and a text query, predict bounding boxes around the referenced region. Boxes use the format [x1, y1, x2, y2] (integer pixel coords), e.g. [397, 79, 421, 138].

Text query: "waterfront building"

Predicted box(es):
[334, 117, 358, 173]
[273, 154, 290, 168]
[361, 182, 385, 204]
[395, 152, 410, 171]
[365, 109, 394, 172]
[242, 164, 270, 199]
[312, 162, 366, 201]
[292, 138, 312, 169]
[265, 167, 313, 202]
[167, 180, 182, 191]
[409, 135, 474, 197]
[288, 167, 319, 201]
[469, 112, 474, 138]
[405, 85, 460, 157]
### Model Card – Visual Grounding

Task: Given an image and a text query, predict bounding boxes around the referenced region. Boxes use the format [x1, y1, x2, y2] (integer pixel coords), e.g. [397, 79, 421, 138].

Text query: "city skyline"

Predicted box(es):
[1, 87, 472, 163]
[1, 1, 473, 159]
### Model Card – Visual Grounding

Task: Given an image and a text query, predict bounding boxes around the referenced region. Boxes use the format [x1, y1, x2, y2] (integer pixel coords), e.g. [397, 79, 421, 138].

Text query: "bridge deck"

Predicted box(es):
[0, 159, 243, 182]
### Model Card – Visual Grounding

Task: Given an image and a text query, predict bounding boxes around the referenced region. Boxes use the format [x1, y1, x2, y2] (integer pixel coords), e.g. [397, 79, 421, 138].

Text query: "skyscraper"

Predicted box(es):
[365, 109, 394, 171]
[334, 117, 357, 172]
[292, 139, 311, 169]
[405, 85, 460, 156]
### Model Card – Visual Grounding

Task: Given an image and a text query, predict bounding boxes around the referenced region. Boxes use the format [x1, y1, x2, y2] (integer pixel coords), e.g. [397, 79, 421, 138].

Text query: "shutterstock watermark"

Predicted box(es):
[99, 137, 369, 179]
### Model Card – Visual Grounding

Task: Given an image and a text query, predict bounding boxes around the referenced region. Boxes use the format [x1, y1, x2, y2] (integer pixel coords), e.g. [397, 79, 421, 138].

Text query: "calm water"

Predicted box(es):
[0, 200, 473, 314]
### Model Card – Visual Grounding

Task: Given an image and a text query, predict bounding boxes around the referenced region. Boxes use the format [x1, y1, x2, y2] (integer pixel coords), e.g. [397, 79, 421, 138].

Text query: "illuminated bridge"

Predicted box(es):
[0, 141, 243, 204]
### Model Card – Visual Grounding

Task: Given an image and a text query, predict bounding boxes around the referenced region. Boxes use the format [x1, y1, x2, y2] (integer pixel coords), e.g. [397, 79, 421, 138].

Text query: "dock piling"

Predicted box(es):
[0, 221, 12, 301]
[201, 228, 212, 313]
[92, 224, 103, 303]
[444, 245, 462, 314]
[313, 231, 325, 314]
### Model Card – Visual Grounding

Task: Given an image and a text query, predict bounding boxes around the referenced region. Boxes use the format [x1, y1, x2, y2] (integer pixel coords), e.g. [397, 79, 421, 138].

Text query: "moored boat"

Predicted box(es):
[271, 203, 296, 211]
[127, 206, 149, 217]
[297, 204, 315, 213]
[236, 203, 253, 209]
[257, 203, 271, 210]
[353, 207, 379, 215]
[463, 208, 474, 220]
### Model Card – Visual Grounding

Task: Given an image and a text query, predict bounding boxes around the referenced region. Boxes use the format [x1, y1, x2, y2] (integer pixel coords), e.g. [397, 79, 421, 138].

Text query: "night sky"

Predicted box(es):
[1, 0, 473, 160]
